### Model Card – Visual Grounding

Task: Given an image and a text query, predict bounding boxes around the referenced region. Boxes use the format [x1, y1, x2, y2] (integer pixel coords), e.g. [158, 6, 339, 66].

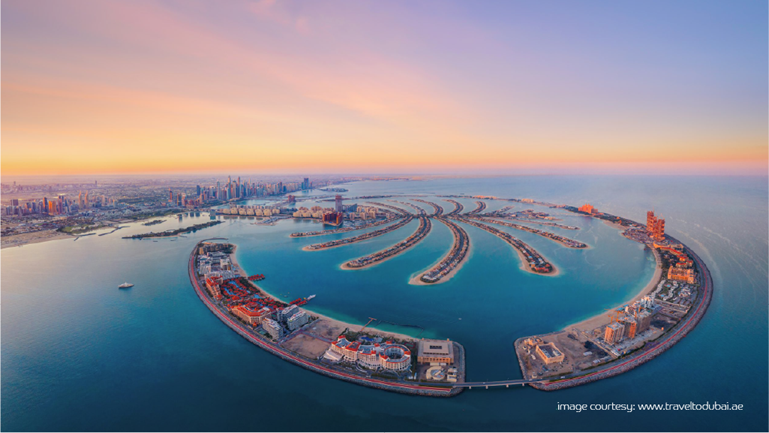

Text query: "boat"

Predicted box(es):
[118, 282, 134, 289]
[307, 294, 316, 300]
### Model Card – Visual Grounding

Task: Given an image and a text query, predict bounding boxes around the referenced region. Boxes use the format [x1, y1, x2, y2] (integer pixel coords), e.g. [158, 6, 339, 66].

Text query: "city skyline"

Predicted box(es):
[2, 0, 767, 177]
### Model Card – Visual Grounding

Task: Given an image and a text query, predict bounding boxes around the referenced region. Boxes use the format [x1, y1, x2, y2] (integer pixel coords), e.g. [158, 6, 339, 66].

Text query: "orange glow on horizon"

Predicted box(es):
[2, 0, 767, 177]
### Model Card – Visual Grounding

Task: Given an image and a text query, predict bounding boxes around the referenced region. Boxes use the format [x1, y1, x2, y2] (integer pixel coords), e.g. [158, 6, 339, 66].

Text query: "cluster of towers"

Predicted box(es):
[168, 176, 311, 207]
[646, 211, 665, 241]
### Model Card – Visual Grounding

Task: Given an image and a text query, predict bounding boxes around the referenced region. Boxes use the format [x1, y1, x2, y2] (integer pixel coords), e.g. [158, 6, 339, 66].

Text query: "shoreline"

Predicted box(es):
[191, 198, 713, 394]
[512, 245, 561, 277]
[230, 246, 418, 342]
[408, 218, 469, 285]
[456, 217, 559, 277]
[340, 218, 431, 271]
[563, 247, 661, 333]
[302, 218, 413, 252]
[482, 217, 589, 250]
[531, 242, 713, 391]
[408, 247, 472, 285]
[190, 244, 460, 397]
[289, 217, 397, 238]
[1, 230, 73, 249]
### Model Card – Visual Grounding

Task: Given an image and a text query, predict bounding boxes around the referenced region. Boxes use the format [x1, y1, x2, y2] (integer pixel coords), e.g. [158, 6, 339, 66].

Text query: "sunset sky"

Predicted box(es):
[2, 0, 767, 176]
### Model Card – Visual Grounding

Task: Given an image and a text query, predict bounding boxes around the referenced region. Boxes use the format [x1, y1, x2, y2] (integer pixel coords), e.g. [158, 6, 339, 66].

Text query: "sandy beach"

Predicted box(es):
[483, 217, 589, 250]
[230, 244, 417, 342]
[408, 218, 470, 285]
[408, 247, 472, 285]
[1, 230, 73, 249]
[565, 247, 662, 333]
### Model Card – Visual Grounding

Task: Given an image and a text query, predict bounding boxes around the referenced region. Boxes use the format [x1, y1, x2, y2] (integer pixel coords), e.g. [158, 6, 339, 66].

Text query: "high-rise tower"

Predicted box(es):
[335, 195, 343, 213]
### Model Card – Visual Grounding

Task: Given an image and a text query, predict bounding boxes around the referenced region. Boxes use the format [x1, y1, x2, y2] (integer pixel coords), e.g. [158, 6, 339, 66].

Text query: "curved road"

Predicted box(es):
[188, 243, 458, 396]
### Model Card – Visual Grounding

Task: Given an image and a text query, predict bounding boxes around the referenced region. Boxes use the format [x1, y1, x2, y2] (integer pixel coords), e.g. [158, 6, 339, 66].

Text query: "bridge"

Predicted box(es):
[453, 379, 544, 389]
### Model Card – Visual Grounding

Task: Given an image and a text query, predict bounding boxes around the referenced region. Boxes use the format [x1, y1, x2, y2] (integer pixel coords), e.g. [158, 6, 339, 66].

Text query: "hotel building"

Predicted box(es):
[325, 336, 411, 371]
[646, 211, 666, 241]
[668, 266, 696, 284]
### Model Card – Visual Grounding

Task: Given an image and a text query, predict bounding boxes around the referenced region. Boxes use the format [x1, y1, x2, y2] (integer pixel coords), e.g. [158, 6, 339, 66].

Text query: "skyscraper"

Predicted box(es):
[646, 211, 665, 241]
[335, 195, 343, 213]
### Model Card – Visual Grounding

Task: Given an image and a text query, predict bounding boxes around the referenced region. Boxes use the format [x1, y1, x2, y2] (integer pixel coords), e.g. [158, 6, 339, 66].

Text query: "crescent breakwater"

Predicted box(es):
[470, 216, 588, 249]
[304, 217, 413, 251]
[522, 238, 713, 391]
[343, 216, 432, 269]
[188, 243, 463, 397]
[191, 194, 713, 394]
[411, 217, 470, 285]
[455, 216, 556, 275]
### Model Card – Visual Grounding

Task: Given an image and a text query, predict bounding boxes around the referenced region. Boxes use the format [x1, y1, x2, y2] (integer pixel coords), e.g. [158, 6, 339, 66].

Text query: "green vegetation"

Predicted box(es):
[123, 220, 223, 239]
[59, 223, 110, 235]
[124, 209, 179, 221]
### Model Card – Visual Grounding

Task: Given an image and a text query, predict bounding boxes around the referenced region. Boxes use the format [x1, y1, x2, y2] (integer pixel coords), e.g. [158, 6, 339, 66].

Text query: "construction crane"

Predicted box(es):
[605, 309, 622, 324]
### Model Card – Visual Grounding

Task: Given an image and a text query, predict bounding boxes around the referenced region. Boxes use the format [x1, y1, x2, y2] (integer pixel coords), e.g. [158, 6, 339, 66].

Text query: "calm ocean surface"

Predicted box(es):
[2, 176, 767, 431]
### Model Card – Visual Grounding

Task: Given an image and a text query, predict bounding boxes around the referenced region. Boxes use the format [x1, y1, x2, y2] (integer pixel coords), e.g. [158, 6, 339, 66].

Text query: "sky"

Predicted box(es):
[2, 0, 767, 176]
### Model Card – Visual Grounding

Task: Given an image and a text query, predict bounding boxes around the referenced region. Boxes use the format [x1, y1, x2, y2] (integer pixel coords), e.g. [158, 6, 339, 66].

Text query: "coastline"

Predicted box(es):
[509, 243, 561, 277]
[302, 218, 413, 252]
[408, 247, 472, 286]
[230, 246, 417, 342]
[1, 230, 73, 249]
[457, 217, 560, 277]
[190, 244, 459, 397]
[408, 218, 469, 285]
[564, 247, 661, 333]
[339, 217, 431, 271]
[483, 217, 589, 249]
[532, 242, 713, 391]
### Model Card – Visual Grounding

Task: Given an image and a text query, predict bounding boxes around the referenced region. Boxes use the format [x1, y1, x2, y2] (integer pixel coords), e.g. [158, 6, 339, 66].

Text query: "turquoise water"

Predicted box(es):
[2, 176, 767, 431]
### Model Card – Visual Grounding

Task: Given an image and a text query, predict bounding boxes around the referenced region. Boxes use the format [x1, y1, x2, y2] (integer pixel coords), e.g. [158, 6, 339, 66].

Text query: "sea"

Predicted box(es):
[2, 176, 767, 432]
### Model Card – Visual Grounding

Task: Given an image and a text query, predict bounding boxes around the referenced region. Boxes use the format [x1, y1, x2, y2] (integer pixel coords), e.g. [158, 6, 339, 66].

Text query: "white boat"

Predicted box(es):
[118, 282, 134, 289]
